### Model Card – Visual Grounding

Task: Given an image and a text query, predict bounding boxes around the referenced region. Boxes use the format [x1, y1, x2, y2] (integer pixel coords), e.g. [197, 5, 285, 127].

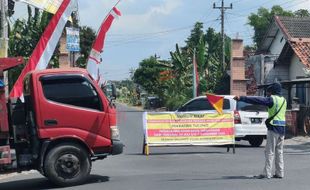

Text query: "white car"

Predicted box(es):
[177, 95, 268, 147]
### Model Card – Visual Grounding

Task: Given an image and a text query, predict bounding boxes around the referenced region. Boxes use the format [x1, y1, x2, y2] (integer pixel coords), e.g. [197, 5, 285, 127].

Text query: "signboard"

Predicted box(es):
[19, 0, 63, 14]
[66, 27, 80, 52]
[143, 112, 235, 146]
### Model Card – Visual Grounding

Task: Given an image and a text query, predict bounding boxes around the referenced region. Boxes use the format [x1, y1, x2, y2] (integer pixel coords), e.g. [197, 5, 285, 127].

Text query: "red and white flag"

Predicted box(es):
[10, 0, 77, 98]
[86, 7, 121, 82]
[193, 52, 199, 97]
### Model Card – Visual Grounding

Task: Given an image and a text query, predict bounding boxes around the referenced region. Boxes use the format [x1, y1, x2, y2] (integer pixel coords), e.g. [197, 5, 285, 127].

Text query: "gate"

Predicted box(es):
[298, 105, 310, 135]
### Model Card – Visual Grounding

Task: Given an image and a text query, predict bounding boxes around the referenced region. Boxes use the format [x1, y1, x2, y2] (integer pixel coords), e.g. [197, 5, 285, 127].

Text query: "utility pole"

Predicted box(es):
[213, 0, 232, 72]
[0, 0, 9, 97]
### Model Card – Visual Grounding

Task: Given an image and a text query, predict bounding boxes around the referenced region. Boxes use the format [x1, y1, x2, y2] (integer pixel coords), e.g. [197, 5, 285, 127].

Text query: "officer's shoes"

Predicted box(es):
[253, 174, 271, 179]
[273, 175, 283, 179]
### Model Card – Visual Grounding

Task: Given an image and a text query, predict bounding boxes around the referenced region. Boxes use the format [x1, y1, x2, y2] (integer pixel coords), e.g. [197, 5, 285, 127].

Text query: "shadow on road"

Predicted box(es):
[0, 175, 109, 190]
[146, 151, 229, 155]
[166, 175, 255, 182]
[222, 175, 255, 180]
[125, 143, 265, 156]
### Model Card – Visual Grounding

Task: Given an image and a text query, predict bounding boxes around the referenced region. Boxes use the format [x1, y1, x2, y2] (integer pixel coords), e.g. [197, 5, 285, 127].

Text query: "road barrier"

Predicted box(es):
[143, 111, 235, 155]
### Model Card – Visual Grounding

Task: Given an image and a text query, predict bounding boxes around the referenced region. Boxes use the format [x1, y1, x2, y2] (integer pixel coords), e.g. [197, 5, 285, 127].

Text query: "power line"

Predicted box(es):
[106, 19, 219, 47]
[109, 19, 219, 38]
[237, 0, 274, 13]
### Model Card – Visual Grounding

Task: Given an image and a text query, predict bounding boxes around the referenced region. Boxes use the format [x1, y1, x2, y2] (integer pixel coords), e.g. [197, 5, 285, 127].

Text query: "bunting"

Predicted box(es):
[10, 0, 77, 98]
[193, 52, 199, 97]
[86, 7, 121, 82]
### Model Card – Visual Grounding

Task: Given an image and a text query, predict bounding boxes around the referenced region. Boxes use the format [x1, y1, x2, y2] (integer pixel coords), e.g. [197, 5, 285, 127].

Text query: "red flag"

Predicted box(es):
[206, 93, 224, 115]
[10, 0, 77, 98]
[87, 7, 121, 81]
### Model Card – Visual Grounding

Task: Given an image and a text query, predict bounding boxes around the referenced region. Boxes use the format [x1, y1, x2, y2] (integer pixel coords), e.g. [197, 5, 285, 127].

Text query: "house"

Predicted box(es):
[246, 16, 310, 135]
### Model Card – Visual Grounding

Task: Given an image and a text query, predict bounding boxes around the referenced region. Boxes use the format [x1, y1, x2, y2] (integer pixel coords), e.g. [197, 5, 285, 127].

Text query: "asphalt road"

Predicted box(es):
[1, 104, 310, 190]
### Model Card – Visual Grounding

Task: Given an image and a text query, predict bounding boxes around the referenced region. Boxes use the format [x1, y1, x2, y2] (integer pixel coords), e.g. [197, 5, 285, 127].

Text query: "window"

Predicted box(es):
[237, 101, 267, 111]
[179, 98, 230, 111]
[41, 75, 102, 111]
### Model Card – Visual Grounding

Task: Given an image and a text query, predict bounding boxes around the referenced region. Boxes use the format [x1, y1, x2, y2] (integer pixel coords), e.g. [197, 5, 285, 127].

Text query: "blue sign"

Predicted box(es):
[66, 27, 80, 52]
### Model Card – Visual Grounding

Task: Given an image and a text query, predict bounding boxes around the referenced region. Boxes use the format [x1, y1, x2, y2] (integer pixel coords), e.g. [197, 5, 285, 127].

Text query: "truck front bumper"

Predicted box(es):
[112, 140, 124, 155]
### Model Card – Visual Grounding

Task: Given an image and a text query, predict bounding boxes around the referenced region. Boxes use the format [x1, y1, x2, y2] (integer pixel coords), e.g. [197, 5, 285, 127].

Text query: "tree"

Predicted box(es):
[248, 6, 310, 47]
[75, 26, 96, 68]
[133, 56, 165, 96]
[116, 79, 140, 105]
[132, 22, 231, 110]
[8, 6, 96, 90]
[185, 22, 204, 51]
[8, 6, 56, 89]
[248, 5, 293, 46]
[294, 9, 310, 17]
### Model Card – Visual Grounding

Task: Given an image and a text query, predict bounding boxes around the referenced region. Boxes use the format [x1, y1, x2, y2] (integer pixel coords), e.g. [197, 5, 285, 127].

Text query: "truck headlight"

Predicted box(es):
[110, 126, 120, 140]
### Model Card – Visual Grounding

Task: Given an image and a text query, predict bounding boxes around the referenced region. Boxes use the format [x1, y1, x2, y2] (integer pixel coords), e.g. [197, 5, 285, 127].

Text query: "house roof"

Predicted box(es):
[259, 16, 310, 68]
[290, 42, 310, 68]
[277, 16, 310, 39]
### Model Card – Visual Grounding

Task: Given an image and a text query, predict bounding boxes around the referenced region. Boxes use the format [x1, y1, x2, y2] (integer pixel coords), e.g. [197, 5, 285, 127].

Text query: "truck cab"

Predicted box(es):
[1, 68, 123, 186]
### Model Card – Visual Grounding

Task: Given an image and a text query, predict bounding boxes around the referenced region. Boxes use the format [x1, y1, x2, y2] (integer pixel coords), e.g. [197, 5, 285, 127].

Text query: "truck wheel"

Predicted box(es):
[44, 143, 91, 186]
[248, 136, 264, 147]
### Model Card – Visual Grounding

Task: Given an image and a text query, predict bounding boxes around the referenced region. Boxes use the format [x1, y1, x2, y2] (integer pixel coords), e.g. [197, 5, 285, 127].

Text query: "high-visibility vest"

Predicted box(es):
[268, 95, 287, 126]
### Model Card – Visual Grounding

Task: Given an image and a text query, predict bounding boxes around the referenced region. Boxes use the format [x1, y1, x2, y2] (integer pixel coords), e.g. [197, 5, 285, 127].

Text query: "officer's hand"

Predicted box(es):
[233, 96, 240, 101]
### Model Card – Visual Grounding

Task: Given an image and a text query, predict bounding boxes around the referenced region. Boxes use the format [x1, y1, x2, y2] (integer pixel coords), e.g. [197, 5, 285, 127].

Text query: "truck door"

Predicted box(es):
[37, 74, 111, 149]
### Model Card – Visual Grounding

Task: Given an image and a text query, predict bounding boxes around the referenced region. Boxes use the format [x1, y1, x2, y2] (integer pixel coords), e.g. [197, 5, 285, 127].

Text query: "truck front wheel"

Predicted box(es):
[44, 143, 91, 186]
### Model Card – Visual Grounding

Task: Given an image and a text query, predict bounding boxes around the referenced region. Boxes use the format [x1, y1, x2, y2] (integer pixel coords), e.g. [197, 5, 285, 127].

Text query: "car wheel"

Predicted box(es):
[248, 136, 264, 147]
[44, 143, 91, 186]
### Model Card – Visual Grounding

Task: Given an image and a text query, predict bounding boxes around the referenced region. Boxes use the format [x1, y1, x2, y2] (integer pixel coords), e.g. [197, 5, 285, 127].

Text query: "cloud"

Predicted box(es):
[291, 1, 310, 11]
[112, 0, 183, 36]
[79, 0, 183, 34]
[147, 0, 182, 17]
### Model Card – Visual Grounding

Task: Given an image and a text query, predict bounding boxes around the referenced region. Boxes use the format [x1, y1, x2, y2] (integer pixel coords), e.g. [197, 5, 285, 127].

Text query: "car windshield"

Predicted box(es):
[237, 101, 267, 111]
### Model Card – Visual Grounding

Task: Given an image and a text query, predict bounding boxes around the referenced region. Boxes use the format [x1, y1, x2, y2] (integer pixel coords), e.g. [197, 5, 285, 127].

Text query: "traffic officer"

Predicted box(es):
[234, 82, 287, 179]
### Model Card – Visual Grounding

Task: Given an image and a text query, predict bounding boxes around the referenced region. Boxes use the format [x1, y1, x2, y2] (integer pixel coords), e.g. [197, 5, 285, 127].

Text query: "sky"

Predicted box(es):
[14, 0, 310, 81]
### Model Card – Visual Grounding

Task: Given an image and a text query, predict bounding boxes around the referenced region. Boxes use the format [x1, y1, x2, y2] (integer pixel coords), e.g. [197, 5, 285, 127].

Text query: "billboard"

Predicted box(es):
[19, 0, 63, 14]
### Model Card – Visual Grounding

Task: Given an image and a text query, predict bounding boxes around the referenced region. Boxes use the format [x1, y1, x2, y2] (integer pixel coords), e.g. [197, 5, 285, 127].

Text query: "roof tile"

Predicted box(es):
[277, 16, 310, 39]
[290, 42, 310, 68]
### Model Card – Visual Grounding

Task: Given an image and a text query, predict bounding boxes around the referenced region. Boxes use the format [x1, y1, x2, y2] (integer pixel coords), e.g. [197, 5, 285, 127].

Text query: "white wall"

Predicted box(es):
[289, 55, 309, 105]
[265, 64, 289, 84]
[289, 55, 307, 80]
[269, 30, 286, 55]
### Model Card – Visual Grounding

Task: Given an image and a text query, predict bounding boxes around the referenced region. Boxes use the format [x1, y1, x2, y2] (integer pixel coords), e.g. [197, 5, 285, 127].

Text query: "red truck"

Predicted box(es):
[0, 62, 123, 186]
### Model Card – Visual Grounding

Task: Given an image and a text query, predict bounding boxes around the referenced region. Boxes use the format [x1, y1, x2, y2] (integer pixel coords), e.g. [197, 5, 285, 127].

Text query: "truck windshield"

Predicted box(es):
[41, 76, 102, 111]
[237, 101, 267, 111]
